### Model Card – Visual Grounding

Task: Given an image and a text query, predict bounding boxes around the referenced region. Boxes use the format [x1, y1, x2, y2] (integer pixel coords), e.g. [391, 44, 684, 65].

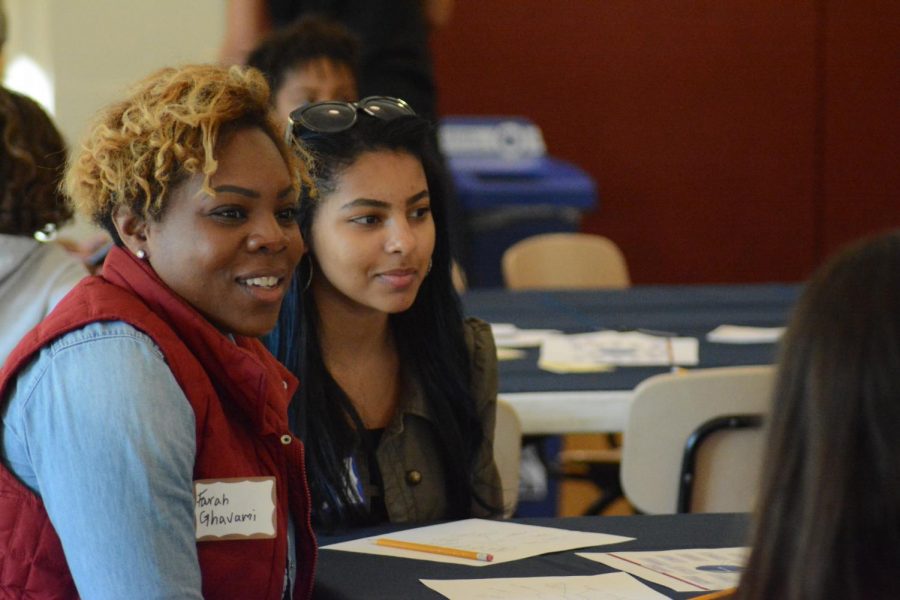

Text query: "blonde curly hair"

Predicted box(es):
[65, 64, 311, 240]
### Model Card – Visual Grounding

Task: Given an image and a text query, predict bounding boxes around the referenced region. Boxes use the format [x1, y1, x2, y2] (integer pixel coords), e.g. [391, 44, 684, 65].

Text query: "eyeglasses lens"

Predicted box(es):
[360, 97, 415, 120]
[291, 97, 415, 136]
[298, 102, 357, 133]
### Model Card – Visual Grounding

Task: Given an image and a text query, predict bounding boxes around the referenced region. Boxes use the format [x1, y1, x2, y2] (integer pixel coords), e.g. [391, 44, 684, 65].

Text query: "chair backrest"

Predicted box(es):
[493, 398, 522, 517]
[620, 365, 775, 514]
[502, 232, 631, 290]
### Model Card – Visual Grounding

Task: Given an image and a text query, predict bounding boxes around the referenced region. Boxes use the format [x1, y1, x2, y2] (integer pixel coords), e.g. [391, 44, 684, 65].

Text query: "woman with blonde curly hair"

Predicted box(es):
[0, 64, 316, 599]
[0, 87, 88, 364]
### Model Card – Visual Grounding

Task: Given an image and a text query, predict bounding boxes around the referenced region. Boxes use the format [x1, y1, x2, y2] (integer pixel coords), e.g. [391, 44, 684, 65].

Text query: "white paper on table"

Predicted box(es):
[489, 323, 518, 337]
[490, 323, 563, 348]
[421, 571, 670, 600]
[320, 518, 633, 566]
[578, 547, 749, 592]
[539, 331, 699, 372]
[707, 324, 785, 344]
[496, 347, 527, 361]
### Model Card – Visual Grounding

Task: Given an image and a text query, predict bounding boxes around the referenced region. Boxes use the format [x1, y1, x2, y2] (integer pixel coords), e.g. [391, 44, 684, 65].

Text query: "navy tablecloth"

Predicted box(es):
[315, 513, 751, 599]
[462, 284, 802, 393]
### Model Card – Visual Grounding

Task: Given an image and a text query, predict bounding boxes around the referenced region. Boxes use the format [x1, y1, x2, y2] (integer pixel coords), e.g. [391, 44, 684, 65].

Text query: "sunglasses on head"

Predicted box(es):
[286, 96, 415, 141]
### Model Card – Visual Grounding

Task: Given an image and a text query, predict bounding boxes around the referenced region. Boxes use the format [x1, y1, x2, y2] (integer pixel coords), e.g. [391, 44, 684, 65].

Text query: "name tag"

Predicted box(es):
[194, 477, 277, 541]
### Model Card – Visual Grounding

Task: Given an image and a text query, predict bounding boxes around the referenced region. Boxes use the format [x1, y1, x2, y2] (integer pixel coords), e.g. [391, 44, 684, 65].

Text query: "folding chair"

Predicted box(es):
[620, 366, 775, 514]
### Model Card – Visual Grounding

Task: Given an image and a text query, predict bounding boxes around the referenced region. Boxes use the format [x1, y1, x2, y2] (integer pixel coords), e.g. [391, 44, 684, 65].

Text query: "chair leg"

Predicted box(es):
[582, 479, 623, 515]
[552, 457, 625, 516]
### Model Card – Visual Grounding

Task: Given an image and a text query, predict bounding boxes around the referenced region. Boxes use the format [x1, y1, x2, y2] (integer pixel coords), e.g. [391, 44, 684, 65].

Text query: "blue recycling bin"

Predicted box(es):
[439, 117, 598, 288]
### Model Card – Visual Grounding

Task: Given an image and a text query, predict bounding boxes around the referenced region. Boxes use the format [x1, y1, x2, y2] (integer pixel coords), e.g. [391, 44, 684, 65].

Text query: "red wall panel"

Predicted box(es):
[820, 1, 900, 255]
[432, 1, 896, 284]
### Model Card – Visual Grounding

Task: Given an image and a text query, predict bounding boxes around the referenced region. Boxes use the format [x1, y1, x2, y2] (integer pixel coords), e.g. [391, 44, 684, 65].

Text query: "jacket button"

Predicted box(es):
[282, 380, 289, 390]
[280, 434, 292, 445]
[405, 470, 422, 486]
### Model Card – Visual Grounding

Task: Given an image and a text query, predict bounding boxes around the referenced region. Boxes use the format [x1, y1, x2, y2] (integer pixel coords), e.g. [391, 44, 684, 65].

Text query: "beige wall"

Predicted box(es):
[4, 0, 225, 239]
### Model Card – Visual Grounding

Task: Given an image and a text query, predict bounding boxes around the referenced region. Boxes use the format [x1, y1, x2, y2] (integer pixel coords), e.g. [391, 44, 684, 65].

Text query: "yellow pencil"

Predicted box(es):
[375, 538, 494, 562]
[690, 588, 737, 600]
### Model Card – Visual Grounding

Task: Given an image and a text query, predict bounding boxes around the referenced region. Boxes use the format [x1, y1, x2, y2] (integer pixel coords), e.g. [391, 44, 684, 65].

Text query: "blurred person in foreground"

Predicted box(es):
[0, 87, 88, 365]
[734, 230, 900, 599]
[248, 14, 360, 125]
[0, 64, 316, 599]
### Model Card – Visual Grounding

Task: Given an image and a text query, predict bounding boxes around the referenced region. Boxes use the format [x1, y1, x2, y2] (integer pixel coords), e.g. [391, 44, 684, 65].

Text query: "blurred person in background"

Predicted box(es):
[0, 87, 88, 365]
[248, 15, 360, 125]
[221, 0, 452, 123]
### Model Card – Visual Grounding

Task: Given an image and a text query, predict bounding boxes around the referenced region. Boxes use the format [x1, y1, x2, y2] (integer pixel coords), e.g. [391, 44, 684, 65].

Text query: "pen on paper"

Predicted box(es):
[375, 538, 494, 562]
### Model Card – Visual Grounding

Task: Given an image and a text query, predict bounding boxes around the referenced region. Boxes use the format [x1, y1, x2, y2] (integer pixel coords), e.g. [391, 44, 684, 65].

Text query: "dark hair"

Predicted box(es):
[0, 87, 72, 236]
[267, 114, 495, 530]
[738, 230, 900, 599]
[247, 15, 360, 100]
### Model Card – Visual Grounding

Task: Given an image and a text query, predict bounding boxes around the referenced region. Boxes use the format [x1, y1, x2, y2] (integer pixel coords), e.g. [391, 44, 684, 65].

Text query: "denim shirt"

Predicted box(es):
[1, 320, 204, 599]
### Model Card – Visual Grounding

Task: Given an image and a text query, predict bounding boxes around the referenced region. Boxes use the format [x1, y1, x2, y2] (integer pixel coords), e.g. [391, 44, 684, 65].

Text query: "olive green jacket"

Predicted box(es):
[354, 317, 503, 522]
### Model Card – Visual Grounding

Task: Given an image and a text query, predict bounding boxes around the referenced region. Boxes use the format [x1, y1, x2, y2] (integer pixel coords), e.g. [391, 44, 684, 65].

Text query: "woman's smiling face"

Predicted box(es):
[310, 149, 435, 316]
[141, 126, 304, 336]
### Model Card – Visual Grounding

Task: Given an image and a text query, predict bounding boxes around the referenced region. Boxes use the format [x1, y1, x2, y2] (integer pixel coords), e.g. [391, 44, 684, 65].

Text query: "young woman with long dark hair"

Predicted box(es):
[267, 98, 502, 530]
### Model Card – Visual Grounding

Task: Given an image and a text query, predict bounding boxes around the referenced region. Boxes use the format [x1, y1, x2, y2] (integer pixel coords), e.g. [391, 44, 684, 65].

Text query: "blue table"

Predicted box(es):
[461, 284, 800, 434]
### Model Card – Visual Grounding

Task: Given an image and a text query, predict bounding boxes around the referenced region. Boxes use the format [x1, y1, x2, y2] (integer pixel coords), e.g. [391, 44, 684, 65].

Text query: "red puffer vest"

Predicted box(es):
[0, 247, 316, 599]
